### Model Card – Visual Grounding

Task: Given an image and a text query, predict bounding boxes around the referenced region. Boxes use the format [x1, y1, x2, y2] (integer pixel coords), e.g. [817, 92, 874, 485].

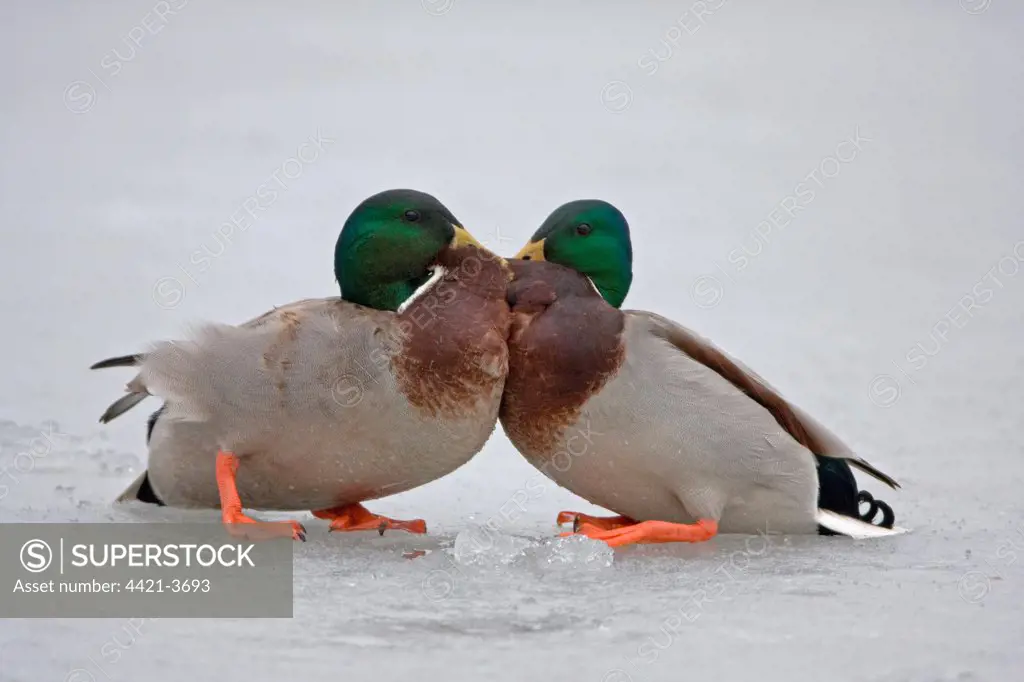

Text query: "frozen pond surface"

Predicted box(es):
[2, 1, 1023, 680]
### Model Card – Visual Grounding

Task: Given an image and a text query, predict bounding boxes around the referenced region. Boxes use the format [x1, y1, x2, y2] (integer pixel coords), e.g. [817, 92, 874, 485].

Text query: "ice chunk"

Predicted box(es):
[450, 526, 614, 571]
[452, 525, 534, 567]
[536, 535, 614, 570]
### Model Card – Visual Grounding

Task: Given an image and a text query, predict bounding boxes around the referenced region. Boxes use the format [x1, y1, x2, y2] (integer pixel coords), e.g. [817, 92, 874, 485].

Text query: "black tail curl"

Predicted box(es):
[856, 490, 894, 529]
[816, 455, 896, 535]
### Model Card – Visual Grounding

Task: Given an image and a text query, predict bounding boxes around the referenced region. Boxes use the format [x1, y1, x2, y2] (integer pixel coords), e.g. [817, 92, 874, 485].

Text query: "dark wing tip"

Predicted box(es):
[849, 458, 901, 490]
[91, 354, 142, 370]
[97, 392, 148, 424]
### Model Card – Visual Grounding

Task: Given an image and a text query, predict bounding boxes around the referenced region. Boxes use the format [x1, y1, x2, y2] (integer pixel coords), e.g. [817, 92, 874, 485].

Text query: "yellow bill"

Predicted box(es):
[514, 239, 546, 261]
[451, 225, 509, 268]
[451, 225, 486, 250]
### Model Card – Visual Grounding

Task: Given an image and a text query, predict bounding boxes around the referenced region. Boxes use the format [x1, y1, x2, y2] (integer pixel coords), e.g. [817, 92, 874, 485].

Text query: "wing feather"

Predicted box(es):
[633, 310, 899, 489]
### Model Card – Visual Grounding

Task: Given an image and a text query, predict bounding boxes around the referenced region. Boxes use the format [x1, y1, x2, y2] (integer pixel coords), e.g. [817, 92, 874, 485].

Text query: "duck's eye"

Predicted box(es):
[404, 210, 421, 222]
[576, 223, 592, 236]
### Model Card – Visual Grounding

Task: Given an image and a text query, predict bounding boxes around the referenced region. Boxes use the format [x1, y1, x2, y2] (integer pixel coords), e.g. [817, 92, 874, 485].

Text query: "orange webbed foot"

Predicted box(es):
[556, 511, 636, 533]
[314, 503, 427, 535]
[223, 511, 307, 542]
[216, 451, 306, 541]
[571, 519, 718, 548]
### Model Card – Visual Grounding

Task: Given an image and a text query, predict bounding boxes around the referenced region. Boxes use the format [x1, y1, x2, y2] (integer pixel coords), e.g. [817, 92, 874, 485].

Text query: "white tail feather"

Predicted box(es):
[816, 509, 909, 539]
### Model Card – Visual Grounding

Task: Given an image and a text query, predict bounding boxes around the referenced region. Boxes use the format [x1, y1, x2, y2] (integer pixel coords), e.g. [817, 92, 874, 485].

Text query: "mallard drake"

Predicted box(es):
[93, 189, 511, 540]
[502, 200, 903, 547]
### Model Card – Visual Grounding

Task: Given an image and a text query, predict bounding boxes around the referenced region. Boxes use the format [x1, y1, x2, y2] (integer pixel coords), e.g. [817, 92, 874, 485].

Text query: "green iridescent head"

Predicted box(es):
[515, 199, 633, 308]
[334, 189, 486, 311]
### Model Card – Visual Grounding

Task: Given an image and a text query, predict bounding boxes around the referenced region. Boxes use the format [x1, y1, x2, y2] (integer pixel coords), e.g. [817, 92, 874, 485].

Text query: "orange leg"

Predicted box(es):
[556, 511, 636, 533]
[216, 451, 306, 541]
[313, 503, 427, 535]
[571, 519, 718, 548]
